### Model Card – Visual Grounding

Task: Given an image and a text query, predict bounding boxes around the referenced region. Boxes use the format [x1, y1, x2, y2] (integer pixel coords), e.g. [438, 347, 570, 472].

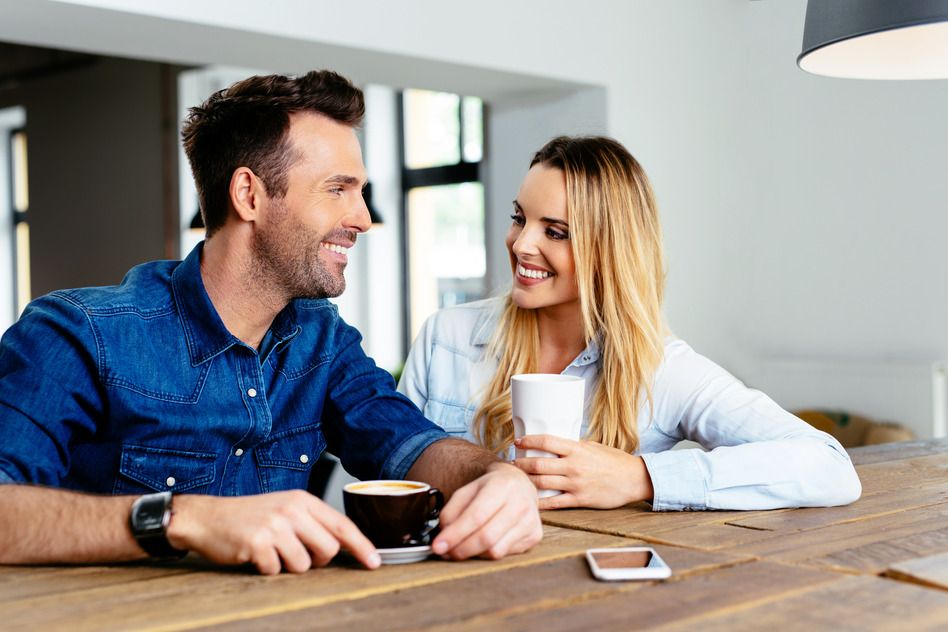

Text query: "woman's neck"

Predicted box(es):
[535, 301, 586, 374]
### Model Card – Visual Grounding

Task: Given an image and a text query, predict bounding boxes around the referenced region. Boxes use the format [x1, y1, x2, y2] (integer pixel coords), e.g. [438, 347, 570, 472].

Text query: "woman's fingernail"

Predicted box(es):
[368, 552, 381, 568]
[432, 540, 448, 555]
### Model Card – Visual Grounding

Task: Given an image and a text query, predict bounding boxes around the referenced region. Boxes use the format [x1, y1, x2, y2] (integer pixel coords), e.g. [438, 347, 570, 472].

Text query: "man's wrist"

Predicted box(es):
[164, 494, 199, 552]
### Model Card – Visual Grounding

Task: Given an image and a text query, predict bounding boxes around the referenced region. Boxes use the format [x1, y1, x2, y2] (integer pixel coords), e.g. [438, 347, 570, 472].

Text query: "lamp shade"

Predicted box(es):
[799, 0, 948, 79]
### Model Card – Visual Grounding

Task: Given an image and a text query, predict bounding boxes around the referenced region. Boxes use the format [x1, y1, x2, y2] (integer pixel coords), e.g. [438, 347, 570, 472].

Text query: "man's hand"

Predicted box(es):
[168, 491, 380, 575]
[513, 435, 654, 510]
[430, 462, 542, 560]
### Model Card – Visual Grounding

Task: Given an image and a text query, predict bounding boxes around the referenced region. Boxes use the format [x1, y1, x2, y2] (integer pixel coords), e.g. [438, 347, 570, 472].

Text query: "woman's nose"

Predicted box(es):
[512, 227, 541, 256]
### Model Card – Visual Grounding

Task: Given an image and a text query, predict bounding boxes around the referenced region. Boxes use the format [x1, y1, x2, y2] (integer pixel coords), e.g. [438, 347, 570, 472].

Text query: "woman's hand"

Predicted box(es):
[513, 435, 654, 510]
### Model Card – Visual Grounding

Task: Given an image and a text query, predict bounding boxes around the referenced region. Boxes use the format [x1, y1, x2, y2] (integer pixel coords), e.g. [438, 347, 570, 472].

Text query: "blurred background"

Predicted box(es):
[1, 0, 947, 463]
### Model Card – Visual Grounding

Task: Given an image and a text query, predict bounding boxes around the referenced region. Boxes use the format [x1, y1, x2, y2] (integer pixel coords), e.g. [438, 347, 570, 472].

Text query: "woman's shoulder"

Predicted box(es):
[423, 297, 504, 351]
[653, 335, 740, 393]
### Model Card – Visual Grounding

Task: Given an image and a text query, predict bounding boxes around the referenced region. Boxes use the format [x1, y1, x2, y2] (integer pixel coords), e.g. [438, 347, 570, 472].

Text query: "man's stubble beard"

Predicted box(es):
[251, 198, 346, 300]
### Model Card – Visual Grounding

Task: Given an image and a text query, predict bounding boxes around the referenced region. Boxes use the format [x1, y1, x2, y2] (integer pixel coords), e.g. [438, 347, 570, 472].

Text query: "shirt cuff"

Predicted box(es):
[0, 467, 17, 484]
[640, 449, 709, 511]
[380, 428, 449, 481]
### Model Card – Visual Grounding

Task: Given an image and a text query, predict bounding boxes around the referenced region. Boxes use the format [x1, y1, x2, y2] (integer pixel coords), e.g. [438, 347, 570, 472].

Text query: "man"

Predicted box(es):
[0, 70, 542, 574]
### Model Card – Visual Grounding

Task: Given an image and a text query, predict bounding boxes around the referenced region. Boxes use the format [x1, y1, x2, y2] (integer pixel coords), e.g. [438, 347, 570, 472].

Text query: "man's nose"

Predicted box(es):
[348, 191, 372, 234]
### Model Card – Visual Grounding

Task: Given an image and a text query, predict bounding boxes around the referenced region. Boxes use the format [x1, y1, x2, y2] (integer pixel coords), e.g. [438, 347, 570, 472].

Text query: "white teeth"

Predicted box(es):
[320, 242, 349, 255]
[517, 264, 552, 279]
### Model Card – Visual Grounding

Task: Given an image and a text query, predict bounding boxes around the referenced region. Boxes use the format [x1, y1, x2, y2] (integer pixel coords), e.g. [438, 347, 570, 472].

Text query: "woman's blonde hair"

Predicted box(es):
[473, 136, 665, 455]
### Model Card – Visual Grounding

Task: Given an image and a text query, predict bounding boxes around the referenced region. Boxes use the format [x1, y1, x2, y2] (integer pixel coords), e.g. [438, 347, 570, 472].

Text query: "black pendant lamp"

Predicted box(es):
[798, 0, 948, 79]
[362, 182, 384, 227]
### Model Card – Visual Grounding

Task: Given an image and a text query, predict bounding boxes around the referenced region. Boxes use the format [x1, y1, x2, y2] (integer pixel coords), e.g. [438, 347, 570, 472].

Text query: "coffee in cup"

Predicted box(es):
[343, 480, 444, 549]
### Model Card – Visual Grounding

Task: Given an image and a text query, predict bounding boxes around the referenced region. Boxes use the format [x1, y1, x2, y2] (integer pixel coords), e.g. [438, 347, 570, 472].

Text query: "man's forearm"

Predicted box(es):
[406, 438, 509, 497]
[0, 485, 145, 564]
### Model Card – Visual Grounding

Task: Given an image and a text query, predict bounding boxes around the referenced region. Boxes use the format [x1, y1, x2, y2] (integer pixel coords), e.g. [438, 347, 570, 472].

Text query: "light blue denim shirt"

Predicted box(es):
[398, 298, 862, 511]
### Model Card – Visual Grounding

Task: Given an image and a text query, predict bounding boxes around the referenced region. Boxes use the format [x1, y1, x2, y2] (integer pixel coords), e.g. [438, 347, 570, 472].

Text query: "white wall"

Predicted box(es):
[4, 0, 948, 435]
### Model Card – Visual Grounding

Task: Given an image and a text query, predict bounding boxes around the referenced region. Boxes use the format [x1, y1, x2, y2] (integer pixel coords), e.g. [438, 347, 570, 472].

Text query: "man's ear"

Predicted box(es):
[229, 167, 264, 223]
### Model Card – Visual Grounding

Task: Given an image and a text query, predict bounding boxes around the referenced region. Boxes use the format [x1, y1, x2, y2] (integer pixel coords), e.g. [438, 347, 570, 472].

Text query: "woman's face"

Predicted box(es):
[506, 164, 579, 312]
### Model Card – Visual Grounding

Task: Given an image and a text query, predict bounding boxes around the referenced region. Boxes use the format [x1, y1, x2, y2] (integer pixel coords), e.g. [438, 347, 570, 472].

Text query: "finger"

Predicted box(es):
[438, 486, 539, 560]
[307, 500, 381, 569]
[537, 492, 580, 511]
[509, 520, 545, 555]
[293, 516, 342, 568]
[251, 539, 283, 576]
[515, 456, 570, 476]
[274, 528, 314, 573]
[476, 520, 525, 560]
[526, 474, 572, 492]
[432, 489, 504, 557]
[515, 434, 577, 455]
[436, 480, 479, 527]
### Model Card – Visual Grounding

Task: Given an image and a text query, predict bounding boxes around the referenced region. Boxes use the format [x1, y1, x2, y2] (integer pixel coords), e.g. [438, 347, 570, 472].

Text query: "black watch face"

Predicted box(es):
[135, 496, 169, 532]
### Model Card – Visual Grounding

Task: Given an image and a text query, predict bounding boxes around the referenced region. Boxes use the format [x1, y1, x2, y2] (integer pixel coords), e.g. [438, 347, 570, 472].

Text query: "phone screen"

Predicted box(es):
[590, 550, 653, 569]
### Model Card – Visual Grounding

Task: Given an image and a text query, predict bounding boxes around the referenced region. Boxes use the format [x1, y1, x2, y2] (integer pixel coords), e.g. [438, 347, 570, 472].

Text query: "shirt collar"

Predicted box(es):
[172, 242, 300, 365]
[469, 299, 601, 367]
[569, 337, 601, 367]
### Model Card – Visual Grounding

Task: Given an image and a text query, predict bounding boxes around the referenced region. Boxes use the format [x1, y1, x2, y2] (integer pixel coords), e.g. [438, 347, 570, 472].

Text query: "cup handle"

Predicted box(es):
[420, 487, 444, 541]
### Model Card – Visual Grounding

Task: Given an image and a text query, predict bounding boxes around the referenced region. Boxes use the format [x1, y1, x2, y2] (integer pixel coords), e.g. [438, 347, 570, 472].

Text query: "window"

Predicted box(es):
[400, 89, 486, 344]
[10, 129, 30, 317]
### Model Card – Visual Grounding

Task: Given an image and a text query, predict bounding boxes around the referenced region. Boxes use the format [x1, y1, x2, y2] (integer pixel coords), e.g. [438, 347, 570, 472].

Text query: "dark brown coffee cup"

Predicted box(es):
[343, 480, 444, 549]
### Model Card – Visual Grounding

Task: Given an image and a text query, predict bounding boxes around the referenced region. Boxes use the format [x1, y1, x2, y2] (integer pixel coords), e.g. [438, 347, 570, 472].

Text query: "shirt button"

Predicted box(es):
[166, 476, 176, 487]
[299, 454, 309, 464]
[247, 388, 257, 398]
[234, 448, 244, 457]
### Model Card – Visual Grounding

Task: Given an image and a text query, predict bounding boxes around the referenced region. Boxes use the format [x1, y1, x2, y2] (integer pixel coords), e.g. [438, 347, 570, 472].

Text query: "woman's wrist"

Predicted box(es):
[626, 455, 655, 504]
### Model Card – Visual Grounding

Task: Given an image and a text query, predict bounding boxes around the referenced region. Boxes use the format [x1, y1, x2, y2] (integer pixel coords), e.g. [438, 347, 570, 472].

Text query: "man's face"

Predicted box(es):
[252, 112, 370, 299]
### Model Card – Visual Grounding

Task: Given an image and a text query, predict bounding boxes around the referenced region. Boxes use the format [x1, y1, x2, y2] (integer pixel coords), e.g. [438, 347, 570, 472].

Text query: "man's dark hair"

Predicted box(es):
[181, 70, 364, 235]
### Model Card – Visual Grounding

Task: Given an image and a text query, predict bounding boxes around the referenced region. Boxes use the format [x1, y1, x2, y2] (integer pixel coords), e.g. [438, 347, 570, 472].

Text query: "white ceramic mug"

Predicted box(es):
[511, 373, 585, 498]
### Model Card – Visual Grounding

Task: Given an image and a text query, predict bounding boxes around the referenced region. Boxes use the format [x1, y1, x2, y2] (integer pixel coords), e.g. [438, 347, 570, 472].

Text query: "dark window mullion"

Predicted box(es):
[401, 162, 479, 190]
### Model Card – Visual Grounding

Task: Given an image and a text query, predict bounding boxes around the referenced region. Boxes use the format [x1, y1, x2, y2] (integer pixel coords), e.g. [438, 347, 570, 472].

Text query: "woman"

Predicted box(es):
[398, 136, 861, 511]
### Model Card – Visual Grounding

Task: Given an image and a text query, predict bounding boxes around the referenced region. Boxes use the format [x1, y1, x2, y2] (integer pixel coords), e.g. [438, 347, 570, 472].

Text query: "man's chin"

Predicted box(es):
[294, 279, 345, 300]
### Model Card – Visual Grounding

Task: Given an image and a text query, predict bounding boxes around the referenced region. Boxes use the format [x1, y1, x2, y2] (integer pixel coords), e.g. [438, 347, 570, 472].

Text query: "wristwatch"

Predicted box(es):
[129, 491, 188, 560]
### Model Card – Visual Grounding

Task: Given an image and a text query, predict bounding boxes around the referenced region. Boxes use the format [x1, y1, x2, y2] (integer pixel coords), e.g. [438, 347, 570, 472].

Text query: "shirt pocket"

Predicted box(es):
[424, 399, 475, 438]
[113, 445, 216, 495]
[254, 423, 325, 493]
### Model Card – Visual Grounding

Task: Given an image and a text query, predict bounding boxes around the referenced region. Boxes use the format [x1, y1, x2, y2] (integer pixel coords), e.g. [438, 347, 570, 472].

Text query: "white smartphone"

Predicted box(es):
[585, 547, 672, 581]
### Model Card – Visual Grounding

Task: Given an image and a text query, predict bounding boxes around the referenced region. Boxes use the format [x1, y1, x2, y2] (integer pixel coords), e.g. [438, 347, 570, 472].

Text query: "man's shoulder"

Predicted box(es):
[47, 259, 179, 316]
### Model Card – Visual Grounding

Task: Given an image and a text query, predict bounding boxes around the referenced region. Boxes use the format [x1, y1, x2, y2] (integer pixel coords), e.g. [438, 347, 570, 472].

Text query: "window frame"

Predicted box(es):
[397, 90, 486, 352]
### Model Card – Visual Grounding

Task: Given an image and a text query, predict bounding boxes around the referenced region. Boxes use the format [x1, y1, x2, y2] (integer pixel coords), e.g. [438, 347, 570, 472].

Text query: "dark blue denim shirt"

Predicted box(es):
[0, 244, 447, 495]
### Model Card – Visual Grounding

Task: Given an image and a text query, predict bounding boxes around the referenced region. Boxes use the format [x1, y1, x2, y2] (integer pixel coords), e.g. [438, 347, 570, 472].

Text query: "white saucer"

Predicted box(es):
[377, 544, 433, 565]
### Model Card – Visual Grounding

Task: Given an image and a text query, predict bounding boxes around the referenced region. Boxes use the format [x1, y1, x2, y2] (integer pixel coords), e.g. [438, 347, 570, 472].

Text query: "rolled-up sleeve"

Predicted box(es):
[322, 318, 448, 481]
[642, 340, 862, 511]
[0, 294, 104, 486]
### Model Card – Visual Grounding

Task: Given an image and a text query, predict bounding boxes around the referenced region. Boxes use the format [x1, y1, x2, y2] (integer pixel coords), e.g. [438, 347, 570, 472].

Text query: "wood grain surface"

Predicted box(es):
[1, 440, 947, 630]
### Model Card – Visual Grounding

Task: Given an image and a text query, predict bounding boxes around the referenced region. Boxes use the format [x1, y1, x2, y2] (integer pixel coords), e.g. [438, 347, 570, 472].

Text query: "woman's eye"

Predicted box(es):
[546, 228, 569, 241]
[509, 213, 525, 226]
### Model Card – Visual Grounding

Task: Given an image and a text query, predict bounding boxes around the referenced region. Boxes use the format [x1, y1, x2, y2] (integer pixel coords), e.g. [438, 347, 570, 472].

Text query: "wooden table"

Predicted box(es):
[3, 440, 948, 631]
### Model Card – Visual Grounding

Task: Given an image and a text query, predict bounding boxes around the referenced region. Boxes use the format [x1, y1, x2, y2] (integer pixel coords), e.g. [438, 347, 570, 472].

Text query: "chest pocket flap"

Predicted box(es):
[255, 423, 324, 471]
[118, 445, 216, 493]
